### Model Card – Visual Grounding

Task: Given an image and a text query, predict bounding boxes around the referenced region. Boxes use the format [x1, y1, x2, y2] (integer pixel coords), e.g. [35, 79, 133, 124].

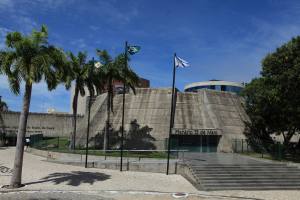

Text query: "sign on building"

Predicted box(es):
[172, 128, 222, 136]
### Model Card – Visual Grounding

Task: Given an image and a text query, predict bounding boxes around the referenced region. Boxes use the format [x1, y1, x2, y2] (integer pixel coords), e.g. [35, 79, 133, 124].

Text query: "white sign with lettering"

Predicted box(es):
[172, 128, 222, 136]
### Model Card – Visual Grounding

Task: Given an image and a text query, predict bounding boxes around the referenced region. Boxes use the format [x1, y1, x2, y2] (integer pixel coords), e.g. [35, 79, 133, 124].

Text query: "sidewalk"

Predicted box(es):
[1, 147, 300, 200]
[0, 147, 196, 193]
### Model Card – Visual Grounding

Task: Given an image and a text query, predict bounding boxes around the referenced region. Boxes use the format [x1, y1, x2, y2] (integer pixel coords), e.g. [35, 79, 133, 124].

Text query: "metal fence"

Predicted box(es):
[232, 139, 253, 153]
[232, 138, 300, 161]
[28, 135, 187, 160]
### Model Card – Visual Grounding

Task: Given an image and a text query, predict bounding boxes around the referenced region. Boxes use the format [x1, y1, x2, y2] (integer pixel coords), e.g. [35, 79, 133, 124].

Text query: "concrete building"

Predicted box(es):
[0, 80, 248, 152]
[74, 88, 248, 152]
[0, 111, 76, 137]
[184, 80, 244, 94]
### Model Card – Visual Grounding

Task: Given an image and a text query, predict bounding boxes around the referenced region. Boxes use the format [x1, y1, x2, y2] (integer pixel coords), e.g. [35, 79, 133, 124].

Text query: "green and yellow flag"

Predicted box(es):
[127, 45, 141, 55]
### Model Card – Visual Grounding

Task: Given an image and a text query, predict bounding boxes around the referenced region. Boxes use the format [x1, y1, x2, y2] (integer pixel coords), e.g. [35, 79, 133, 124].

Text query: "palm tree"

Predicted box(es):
[0, 25, 66, 188]
[97, 50, 139, 151]
[0, 96, 8, 112]
[65, 52, 103, 150]
[0, 96, 8, 146]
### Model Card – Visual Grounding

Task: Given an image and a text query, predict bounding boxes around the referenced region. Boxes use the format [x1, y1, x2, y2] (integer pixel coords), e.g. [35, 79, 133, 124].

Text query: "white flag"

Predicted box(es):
[94, 62, 103, 68]
[175, 56, 190, 68]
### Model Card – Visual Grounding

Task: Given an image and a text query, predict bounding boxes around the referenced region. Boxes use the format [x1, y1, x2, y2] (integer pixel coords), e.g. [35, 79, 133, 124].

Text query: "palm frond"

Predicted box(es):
[7, 69, 21, 95]
[97, 49, 112, 64]
[5, 32, 22, 48]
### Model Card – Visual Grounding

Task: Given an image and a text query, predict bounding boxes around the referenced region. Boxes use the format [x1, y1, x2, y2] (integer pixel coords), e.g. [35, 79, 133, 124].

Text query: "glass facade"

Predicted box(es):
[185, 85, 243, 94]
[170, 135, 221, 152]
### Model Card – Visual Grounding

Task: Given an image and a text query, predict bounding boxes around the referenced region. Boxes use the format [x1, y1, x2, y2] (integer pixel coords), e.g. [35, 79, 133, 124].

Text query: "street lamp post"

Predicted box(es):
[85, 57, 96, 168]
[120, 41, 128, 171]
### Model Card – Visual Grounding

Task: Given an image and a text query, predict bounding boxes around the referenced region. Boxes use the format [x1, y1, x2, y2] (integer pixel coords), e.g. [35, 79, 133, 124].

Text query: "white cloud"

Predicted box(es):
[0, 0, 13, 10]
[70, 38, 87, 49]
[13, 15, 38, 33]
[89, 25, 100, 31]
[0, 27, 11, 49]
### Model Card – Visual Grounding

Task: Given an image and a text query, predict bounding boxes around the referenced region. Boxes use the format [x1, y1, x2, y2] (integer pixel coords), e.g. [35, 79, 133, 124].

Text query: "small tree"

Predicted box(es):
[0, 25, 66, 188]
[124, 119, 155, 150]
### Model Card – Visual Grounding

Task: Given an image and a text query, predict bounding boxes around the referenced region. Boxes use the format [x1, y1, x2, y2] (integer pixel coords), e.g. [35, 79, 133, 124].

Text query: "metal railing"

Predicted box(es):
[232, 138, 300, 161]
[29, 135, 188, 160]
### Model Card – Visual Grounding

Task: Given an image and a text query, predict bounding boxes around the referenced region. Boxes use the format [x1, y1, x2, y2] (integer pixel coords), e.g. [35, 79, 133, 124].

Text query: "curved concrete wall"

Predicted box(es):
[0, 88, 248, 152]
[75, 88, 248, 152]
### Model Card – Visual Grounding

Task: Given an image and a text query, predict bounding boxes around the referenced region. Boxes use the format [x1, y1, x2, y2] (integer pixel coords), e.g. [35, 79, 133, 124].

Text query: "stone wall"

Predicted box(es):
[0, 111, 79, 137]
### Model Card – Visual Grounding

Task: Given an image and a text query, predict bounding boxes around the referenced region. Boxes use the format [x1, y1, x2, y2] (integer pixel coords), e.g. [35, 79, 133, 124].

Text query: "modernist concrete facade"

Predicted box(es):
[70, 78, 150, 115]
[73, 88, 248, 152]
[0, 111, 77, 137]
[0, 88, 248, 152]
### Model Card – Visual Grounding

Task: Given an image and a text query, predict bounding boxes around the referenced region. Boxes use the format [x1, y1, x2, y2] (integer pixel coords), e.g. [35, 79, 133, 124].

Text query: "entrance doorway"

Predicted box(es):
[171, 135, 221, 152]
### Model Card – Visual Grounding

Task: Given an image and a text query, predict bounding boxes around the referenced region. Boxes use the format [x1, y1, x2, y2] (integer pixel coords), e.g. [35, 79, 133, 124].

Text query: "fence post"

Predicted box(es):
[246, 140, 249, 154]
[277, 142, 282, 161]
[57, 136, 59, 149]
[242, 139, 244, 153]
[235, 139, 237, 153]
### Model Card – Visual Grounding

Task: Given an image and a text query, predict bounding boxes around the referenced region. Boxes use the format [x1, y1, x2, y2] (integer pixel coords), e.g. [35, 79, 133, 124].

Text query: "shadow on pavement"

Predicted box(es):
[25, 171, 111, 186]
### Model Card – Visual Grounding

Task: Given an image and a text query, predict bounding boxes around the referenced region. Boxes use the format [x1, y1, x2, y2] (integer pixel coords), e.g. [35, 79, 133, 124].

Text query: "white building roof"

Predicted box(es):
[184, 80, 244, 90]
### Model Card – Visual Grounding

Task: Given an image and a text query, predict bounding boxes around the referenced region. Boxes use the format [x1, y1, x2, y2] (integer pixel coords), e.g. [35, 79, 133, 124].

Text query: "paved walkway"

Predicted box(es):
[1, 148, 300, 199]
[183, 152, 265, 165]
[0, 148, 195, 192]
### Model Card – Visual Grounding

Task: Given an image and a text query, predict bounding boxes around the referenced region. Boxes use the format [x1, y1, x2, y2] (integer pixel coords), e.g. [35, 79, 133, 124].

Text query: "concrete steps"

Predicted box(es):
[187, 163, 300, 190]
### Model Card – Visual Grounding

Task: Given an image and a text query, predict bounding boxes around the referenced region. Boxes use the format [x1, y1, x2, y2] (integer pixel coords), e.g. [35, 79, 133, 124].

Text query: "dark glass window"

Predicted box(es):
[209, 85, 215, 90]
[221, 85, 226, 91]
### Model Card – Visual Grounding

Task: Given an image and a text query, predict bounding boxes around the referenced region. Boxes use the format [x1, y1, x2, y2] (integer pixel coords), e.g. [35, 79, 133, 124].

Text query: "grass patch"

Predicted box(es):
[32, 137, 173, 159]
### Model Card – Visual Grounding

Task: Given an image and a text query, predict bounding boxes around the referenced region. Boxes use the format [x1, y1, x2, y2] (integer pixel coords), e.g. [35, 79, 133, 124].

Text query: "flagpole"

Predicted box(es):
[166, 53, 177, 175]
[85, 57, 94, 168]
[120, 41, 128, 171]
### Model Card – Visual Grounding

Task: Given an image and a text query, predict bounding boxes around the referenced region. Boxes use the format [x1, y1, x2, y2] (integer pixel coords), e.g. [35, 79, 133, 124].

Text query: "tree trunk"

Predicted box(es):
[282, 128, 295, 147]
[103, 78, 112, 151]
[70, 86, 79, 150]
[10, 83, 32, 188]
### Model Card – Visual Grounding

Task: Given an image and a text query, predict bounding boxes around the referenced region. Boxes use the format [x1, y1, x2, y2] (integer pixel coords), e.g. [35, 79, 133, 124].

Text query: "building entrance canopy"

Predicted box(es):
[172, 128, 222, 136]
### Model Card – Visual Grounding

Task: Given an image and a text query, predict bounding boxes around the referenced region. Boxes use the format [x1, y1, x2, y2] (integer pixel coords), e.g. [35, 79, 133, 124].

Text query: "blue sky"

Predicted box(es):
[1, 0, 300, 112]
